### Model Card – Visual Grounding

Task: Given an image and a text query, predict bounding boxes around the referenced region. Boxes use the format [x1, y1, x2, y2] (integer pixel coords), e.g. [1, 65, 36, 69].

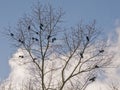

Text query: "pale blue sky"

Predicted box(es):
[0, 0, 120, 79]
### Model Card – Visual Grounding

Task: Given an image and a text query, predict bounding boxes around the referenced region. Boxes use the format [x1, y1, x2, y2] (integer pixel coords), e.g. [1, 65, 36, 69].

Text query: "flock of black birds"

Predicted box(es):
[15, 31, 96, 82]
[18, 39, 24, 44]
[79, 36, 89, 58]
[79, 36, 102, 82]
[32, 37, 39, 41]
[10, 24, 104, 82]
[19, 55, 24, 58]
[79, 36, 104, 58]
[19, 54, 37, 61]
[18, 54, 97, 82]
[47, 35, 56, 43]
[10, 23, 57, 43]
[40, 23, 44, 30]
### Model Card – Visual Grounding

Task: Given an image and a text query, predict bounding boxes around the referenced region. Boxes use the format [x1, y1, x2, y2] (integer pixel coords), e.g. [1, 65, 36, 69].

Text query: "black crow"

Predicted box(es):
[19, 55, 24, 58]
[36, 32, 39, 34]
[35, 38, 39, 41]
[21, 56, 24, 58]
[28, 25, 30, 30]
[21, 41, 24, 44]
[95, 65, 99, 68]
[99, 50, 104, 53]
[40, 26, 42, 30]
[86, 36, 89, 42]
[47, 35, 51, 40]
[18, 39, 24, 44]
[89, 77, 96, 82]
[32, 37, 35, 40]
[40, 23, 43, 27]
[10, 33, 14, 36]
[80, 53, 83, 58]
[40, 23, 43, 30]
[52, 37, 56, 42]
[18, 39, 21, 42]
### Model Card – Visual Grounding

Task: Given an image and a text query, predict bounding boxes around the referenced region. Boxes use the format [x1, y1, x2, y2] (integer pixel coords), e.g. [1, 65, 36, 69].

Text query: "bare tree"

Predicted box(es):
[5, 3, 113, 90]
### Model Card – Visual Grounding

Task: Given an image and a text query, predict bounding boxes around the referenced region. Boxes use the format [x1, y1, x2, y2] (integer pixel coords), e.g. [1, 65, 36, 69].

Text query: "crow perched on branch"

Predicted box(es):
[80, 53, 83, 58]
[52, 37, 56, 42]
[47, 35, 51, 40]
[40, 23, 43, 30]
[32, 37, 35, 40]
[95, 65, 99, 68]
[86, 36, 89, 42]
[99, 50, 104, 53]
[40, 23, 43, 27]
[35, 38, 39, 41]
[32, 37, 38, 41]
[89, 77, 96, 82]
[10, 33, 14, 36]
[19, 55, 24, 58]
[28, 25, 30, 30]
[36, 32, 39, 34]
[18, 39, 24, 44]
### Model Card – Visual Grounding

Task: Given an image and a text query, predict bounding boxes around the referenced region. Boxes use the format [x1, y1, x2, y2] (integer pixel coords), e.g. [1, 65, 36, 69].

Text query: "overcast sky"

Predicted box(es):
[0, 0, 120, 81]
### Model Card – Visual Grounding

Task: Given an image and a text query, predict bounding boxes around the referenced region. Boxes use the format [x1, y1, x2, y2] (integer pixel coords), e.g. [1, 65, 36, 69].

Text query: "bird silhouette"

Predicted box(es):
[21, 56, 24, 58]
[18, 39, 21, 42]
[19, 55, 24, 58]
[40, 23, 43, 30]
[10, 33, 14, 36]
[52, 37, 56, 42]
[35, 38, 39, 41]
[47, 35, 51, 40]
[86, 36, 89, 42]
[40, 23, 43, 27]
[99, 50, 104, 53]
[36, 32, 39, 34]
[95, 65, 99, 68]
[32, 37, 35, 40]
[28, 25, 30, 30]
[89, 77, 96, 82]
[18, 39, 24, 44]
[80, 53, 83, 58]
